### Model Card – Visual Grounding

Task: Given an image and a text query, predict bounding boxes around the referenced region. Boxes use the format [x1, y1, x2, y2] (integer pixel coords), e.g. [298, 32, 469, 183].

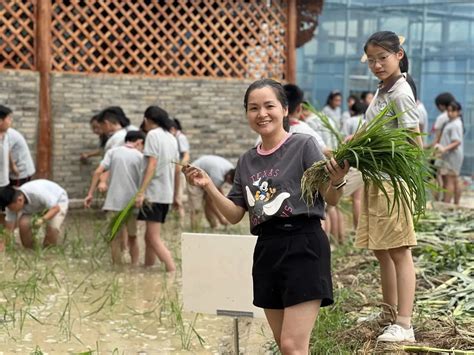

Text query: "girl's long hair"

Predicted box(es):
[144, 106, 173, 131]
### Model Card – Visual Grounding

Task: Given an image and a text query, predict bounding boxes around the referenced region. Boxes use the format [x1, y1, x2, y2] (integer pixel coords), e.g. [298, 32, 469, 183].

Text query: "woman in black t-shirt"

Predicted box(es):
[184, 79, 349, 354]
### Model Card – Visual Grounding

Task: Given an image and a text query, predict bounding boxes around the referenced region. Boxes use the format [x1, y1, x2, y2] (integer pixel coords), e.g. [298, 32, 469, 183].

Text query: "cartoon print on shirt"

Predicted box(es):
[254, 178, 276, 201]
[245, 178, 290, 217]
[375, 97, 395, 117]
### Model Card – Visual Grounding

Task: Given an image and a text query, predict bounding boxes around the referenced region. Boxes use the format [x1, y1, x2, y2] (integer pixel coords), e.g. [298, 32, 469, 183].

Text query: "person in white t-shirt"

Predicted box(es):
[85, 130, 145, 265]
[98, 108, 128, 153]
[187, 155, 235, 230]
[432, 92, 455, 145]
[170, 118, 190, 222]
[286, 85, 345, 241]
[135, 106, 180, 272]
[80, 114, 109, 163]
[431, 93, 456, 201]
[416, 100, 428, 145]
[322, 91, 343, 131]
[1, 180, 68, 249]
[361, 90, 374, 106]
[341, 94, 358, 126]
[7, 127, 35, 186]
[0, 105, 13, 190]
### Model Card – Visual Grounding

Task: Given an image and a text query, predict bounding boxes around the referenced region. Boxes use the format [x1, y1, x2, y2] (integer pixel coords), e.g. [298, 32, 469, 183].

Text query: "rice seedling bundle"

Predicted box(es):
[301, 102, 431, 218]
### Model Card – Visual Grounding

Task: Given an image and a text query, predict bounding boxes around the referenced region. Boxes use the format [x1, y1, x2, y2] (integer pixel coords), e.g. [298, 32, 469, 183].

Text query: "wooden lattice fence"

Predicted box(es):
[1, 0, 295, 178]
[1, 0, 288, 79]
[0, 0, 36, 70]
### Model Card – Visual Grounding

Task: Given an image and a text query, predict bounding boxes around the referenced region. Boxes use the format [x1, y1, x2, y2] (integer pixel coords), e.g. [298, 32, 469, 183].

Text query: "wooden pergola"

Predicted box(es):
[1, 0, 322, 177]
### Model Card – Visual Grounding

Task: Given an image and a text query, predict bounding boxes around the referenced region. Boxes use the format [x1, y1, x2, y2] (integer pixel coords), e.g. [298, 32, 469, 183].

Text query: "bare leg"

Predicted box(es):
[190, 209, 202, 231]
[144, 245, 156, 266]
[389, 247, 416, 326]
[352, 188, 362, 229]
[264, 309, 284, 348]
[322, 212, 331, 238]
[18, 215, 34, 249]
[454, 177, 463, 205]
[373, 249, 398, 309]
[120, 231, 128, 252]
[110, 231, 123, 264]
[280, 300, 321, 355]
[442, 175, 455, 203]
[433, 172, 443, 201]
[128, 235, 139, 266]
[336, 207, 345, 244]
[327, 206, 337, 242]
[44, 225, 59, 247]
[144, 221, 175, 272]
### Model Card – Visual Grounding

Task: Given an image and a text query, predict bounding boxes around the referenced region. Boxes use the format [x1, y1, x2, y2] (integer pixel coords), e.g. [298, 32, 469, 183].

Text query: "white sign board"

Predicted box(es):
[181, 233, 265, 318]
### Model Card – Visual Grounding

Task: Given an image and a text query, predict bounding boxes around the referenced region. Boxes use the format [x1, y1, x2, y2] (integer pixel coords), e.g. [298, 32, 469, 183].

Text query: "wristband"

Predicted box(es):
[331, 179, 347, 190]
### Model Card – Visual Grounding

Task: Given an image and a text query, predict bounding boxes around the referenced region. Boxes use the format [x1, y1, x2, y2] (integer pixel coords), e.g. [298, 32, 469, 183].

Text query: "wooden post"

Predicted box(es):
[36, 0, 52, 178]
[286, 0, 297, 84]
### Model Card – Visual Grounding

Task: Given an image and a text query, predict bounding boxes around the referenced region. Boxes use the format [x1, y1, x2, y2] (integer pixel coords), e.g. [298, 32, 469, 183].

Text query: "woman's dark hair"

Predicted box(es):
[244, 79, 289, 132]
[89, 113, 108, 148]
[283, 84, 304, 116]
[351, 101, 368, 115]
[244, 79, 288, 111]
[325, 90, 342, 106]
[435, 92, 456, 109]
[360, 91, 373, 102]
[0, 105, 12, 120]
[89, 114, 99, 124]
[144, 106, 173, 131]
[447, 100, 462, 112]
[173, 118, 183, 131]
[447, 100, 465, 132]
[125, 130, 146, 143]
[348, 94, 358, 102]
[98, 106, 130, 127]
[0, 186, 18, 208]
[364, 31, 417, 100]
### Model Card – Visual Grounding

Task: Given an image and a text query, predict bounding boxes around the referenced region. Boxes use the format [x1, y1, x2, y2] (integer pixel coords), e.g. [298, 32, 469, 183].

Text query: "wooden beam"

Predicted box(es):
[286, 0, 297, 83]
[35, 0, 52, 178]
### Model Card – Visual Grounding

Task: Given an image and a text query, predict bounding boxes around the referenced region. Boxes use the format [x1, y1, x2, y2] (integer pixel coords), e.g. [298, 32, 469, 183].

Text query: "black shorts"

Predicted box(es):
[9, 176, 32, 187]
[137, 203, 170, 223]
[252, 216, 333, 309]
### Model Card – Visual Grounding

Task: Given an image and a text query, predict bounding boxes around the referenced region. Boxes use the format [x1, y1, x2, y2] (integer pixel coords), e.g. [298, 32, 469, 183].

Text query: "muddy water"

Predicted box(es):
[0, 210, 272, 354]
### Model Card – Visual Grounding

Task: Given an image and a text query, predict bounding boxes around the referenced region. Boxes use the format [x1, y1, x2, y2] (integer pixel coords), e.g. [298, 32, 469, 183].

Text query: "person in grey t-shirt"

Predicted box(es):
[7, 127, 35, 186]
[1, 179, 68, 249]
[97, 106, 137, 153]
[0, 105, 13, 188]
[135, 106, 180, 272]
[170, 118, 190, 222]
[434, 101, 464, 204]
[184, 79, 349, 354]
[85, 130, 146, 265]
[187, 155, 235, 230]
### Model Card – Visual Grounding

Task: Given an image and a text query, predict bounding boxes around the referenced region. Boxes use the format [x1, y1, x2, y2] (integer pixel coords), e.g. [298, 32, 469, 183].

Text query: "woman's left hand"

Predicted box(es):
[325, 158, 350, 185]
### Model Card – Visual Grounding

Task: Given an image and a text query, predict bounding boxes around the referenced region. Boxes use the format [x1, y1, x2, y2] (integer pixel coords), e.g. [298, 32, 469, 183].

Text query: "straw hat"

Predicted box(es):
[360, 35, 405, 63]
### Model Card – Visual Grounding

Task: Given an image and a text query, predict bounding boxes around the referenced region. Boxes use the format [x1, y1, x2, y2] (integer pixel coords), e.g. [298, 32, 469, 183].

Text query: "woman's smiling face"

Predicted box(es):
[246, 86, 288, 138]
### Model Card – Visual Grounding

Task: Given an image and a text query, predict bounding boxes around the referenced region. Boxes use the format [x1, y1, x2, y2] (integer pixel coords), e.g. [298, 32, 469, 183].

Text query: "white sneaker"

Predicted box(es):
[377, 324, 415, 342]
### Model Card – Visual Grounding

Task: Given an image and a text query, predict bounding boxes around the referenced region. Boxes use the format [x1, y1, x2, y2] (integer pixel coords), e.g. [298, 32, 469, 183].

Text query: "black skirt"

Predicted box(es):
[252, 216, 333, 309]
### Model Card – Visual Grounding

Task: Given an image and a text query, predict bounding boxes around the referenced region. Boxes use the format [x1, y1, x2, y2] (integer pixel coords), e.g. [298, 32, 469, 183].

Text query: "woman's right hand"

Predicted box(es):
[182, 165, 211, 188]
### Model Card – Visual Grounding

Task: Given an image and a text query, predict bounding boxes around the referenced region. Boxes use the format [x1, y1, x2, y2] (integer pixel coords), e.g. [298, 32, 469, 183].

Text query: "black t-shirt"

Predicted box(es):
[228, 133, 326, 235]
